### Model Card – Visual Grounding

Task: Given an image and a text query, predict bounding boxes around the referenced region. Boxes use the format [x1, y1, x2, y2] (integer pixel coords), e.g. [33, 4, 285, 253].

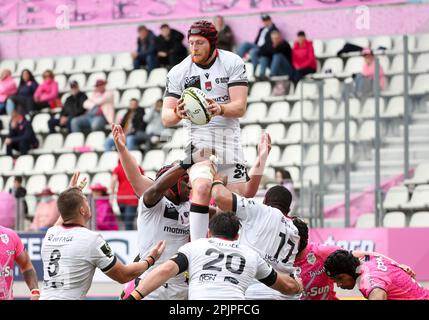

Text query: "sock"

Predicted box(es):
[190, 203, 209, 241]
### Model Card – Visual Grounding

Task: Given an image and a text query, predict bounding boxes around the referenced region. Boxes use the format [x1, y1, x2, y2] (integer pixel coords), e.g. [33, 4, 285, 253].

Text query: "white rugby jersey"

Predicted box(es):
[40, 225, 116, 300]
[177, 237, 274, 300]
[137, 196, 190, 285]
[165, 49, 248, 165]
[232, 194, 301, 300]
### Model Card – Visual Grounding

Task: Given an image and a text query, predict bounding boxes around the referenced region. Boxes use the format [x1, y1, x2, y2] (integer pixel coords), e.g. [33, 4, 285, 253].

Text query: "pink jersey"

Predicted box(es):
[0, 226, 24, 300]
[294, 242, 340, 300]
[358, 255, 429, 300]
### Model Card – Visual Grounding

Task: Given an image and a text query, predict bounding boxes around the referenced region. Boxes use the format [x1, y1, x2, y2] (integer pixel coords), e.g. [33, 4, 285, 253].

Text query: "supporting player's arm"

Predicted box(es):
[368, 288, 388, 300]
[112, 124, 154, 197]
[211, 179, 234, 212]
[125, 252, 187, 300]
[243, 133, 271, 198]
[270, 272, 304, 295]
[15, 250, 39, 300]
[105, 240, 166, 284]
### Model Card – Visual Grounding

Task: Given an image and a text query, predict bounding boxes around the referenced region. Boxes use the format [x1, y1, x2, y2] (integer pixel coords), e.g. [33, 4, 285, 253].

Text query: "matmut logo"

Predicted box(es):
[323, 235, 375, 251]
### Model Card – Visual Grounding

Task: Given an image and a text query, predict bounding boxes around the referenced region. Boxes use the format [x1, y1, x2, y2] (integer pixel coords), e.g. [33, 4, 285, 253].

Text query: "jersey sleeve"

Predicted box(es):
[177, 242, 192, 261]
[227, 55, 248, 87]
[233, 193, 266, 223]
[164, 68, 183, 99]
[358, 264, 391, 298]
[140, 194, 166, 215]
[90, 234, 117, 273]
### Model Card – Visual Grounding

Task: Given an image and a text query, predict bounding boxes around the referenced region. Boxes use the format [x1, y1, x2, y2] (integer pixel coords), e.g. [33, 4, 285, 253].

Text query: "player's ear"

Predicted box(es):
[207, 229, 213, 238]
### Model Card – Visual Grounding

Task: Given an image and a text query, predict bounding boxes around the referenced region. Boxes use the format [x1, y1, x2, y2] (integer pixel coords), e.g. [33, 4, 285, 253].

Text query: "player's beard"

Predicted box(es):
[191, 50, 210, 64]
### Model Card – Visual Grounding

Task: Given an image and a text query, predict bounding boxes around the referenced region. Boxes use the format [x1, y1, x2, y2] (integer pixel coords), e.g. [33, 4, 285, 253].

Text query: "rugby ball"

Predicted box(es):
[181, 87, 212, 125]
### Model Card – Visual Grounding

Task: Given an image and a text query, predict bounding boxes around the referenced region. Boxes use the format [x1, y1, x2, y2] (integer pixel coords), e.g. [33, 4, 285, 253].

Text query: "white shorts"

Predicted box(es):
[245, 282, 302, 300]
[218, 162, 249, 184]
[144, 282, 188, 300]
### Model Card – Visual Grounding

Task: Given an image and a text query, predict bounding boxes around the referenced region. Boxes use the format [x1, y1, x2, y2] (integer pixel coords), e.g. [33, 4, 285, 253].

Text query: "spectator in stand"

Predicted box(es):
[71, 79, 114, 133]
[213, 15, 235, 52]
[258, 30, 293, 80]
[156, 24, 188, 69]
[48, 80, 87, 134]
[8, 176, 28, 221]
[238, 14, 278, 75]
[90, 183, 119, 231]
[132, 25, 158, 73]
[28, 187, 59, 232]
[0, 192, 17, 228]
[111, 160, 144, 230]
[0, 69, 17, 115]
[292, 31, 317, 84]
[142, 98, 164, 149]
[350, 48, 385, 99]
[6, 69, 38, 115]
[33, 70, 60, 112]
[275, 169, 299, 214]
[5, 109, 39, 157]
[105, 98, 146, 151]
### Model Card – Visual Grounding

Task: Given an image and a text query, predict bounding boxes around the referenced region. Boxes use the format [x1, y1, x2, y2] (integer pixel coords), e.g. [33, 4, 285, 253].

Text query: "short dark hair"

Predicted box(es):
[264, 185, 292, 214]
[324, 250, 360, 279]
[160, 23, 169, 29]
[209, 212, 241, 240]
[14, 176, 23, 183]
[137, 25, 147, 32]
[57, 188, 86, 221]
[156, 99, 163, 104]
[297, 31, 306, 37]
[276, 169, 292, 181]
[130, 98, 139, 103]
[293, 218, 308, 254]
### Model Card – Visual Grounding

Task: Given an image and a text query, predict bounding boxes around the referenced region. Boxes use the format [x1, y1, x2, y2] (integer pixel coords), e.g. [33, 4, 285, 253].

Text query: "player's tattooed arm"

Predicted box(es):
[368, 288, 388, 300]
[112, 124, 154, 197]
[16, 250, 39, 300]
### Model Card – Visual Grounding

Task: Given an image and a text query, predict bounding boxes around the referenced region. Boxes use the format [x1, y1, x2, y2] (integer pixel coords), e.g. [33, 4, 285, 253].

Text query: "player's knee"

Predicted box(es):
[192, 180, 212, 200]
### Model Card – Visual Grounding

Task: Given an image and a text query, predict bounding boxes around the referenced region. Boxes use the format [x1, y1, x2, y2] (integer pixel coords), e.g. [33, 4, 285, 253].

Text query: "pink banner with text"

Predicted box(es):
[0, 0, 406, 32]
[310, 228, 429, 281]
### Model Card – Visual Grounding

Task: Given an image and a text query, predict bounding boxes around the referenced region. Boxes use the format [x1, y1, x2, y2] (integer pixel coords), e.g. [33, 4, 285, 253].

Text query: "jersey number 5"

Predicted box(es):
[202, 248, 246, 275]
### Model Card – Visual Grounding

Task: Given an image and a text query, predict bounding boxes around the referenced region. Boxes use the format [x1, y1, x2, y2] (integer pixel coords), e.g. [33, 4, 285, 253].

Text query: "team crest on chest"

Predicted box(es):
[307, 252, 316, 265]
[205, 81, 212, 91]
[1, 233, 9, 245]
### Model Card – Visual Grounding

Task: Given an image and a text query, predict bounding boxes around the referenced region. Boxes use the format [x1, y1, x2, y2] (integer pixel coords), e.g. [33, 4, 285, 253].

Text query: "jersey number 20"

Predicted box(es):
[202, 248, 246, 275]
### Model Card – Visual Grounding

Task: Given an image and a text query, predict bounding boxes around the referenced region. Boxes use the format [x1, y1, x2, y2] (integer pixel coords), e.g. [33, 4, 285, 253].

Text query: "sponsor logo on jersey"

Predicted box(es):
[224, 276, 239, 285]
[0, 266, 12, 277]
[204, 73, 210, 79]
[212, 95, 230, 103]
[376, 256, 387, 272]
[0, 233, 9, 244]
[163, 226, 190, 235]
[6, 249, 15, 256]
[100, 242, 114, 258]
[199, 273, 217, 282]
[304, 285, 331, 297]
[307, 252, 316, 265]
[205, 81, 212, 91]
[184, 76, 201, 89]
[215, 77, 229, 84]
[309, 267, 326, 278]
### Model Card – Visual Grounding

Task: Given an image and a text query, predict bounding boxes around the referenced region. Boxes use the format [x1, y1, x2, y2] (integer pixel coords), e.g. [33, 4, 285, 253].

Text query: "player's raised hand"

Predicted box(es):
[206, 98, 222, 116]
[69, 171, 87, 190]
[112, 123, 126, 152]
[257, 132, 272, 162]
[147, 240, 166, 262]
[175, 98, 188, 119]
